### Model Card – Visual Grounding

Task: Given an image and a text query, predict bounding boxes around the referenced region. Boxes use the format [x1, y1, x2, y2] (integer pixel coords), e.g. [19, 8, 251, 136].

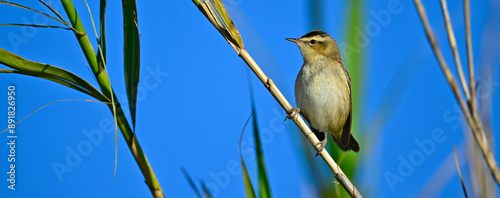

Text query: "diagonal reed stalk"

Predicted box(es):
[191, 0, 362, 197]
[413, 0, 500, 186]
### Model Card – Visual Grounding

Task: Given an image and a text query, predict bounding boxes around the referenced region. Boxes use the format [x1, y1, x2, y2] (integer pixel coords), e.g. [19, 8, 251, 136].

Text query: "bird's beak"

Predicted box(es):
[285, 38, 300, 43]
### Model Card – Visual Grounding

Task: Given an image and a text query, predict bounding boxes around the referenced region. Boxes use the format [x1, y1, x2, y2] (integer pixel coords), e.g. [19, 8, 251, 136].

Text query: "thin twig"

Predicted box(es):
[439, 0, 471, 101]
[464, 0, 475, 101]
[454, 145, 469, 198]
[37, 0, 80, 33]
[0, 23, 71, 30]
[0, 0, 65, 25]
[413, 0, 500, 186]
[463, 0, 487, 157]
[0, 99, 111, 134]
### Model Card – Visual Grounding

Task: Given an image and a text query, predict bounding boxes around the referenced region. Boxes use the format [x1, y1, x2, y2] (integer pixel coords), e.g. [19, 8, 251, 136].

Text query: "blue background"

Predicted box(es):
[1, 0, 499, 197]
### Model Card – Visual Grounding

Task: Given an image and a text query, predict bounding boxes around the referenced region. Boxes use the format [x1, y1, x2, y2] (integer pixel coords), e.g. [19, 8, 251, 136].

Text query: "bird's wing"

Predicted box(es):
[340, 65, 352, 147]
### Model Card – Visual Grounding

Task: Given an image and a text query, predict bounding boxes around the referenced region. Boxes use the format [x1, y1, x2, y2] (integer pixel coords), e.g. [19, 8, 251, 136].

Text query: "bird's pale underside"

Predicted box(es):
[287, 30, 360, 153]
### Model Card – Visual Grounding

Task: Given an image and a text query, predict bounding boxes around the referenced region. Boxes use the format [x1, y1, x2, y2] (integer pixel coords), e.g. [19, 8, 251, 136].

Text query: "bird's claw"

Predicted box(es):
[314, 141, 326, 157]
[284, 107, 300, 121]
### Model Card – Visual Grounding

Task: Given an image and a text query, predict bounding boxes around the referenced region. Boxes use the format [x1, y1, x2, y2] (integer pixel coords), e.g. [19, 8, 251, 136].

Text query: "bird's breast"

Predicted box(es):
[295, 60, 350, 134]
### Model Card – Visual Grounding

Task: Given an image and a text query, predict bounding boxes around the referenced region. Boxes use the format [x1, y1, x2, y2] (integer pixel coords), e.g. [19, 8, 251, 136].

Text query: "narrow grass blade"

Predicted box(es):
[0, 23, 70, 30]
[37, 0, 79, 32]
[247, 73, 271, 198]
[191, 0, 242, 52]
[181, 167, 203, 198]
[0, 47, 109, 102]
[239, 113, 257, 198]
[6, 70, 102, 100]
[251, 108, 272, 198]
[0, 69, 15, 73]
[0, 0, 66, 25]
[210, 0, 243, 48]
[454, 145, 469, 198]
[97, 0, 107, 72]
[201, 181, 214, 198]
[122, 0, 141, 130]
[0, 99, 112, 134]
[82, 0, 121, 179]
[241, 160, 256, 198]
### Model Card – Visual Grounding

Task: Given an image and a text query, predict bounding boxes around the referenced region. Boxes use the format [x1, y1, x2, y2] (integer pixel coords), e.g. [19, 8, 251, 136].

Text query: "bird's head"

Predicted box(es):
[286, 30, 342, 62]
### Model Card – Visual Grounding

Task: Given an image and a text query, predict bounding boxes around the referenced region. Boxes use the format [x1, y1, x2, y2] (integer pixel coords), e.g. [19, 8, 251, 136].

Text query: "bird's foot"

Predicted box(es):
[313, 138, 327, 157]
[284, 107, 300, 121]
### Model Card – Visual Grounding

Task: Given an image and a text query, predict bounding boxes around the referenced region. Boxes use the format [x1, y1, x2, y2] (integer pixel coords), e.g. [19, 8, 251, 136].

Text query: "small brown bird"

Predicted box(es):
[286, 30, 360, 153]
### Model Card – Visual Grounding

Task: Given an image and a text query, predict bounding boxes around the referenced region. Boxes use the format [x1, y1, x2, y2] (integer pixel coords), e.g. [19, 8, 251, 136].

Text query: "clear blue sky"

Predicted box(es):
[1, 0, 499, 197]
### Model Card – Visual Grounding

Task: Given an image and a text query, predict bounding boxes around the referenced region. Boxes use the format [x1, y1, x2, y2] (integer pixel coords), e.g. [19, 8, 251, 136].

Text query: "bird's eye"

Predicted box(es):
[310, 39, 317, 44]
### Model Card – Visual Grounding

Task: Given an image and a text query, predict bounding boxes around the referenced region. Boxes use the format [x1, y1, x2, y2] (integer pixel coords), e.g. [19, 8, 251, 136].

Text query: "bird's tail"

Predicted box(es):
[333, 133, 360, 152]
[346, 134, 360, 152]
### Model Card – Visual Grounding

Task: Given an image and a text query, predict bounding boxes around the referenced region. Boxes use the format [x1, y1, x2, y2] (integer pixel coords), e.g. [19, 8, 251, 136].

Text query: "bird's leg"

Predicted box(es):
[284, 107, 300, 121]
[311, 128, 327, 157]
